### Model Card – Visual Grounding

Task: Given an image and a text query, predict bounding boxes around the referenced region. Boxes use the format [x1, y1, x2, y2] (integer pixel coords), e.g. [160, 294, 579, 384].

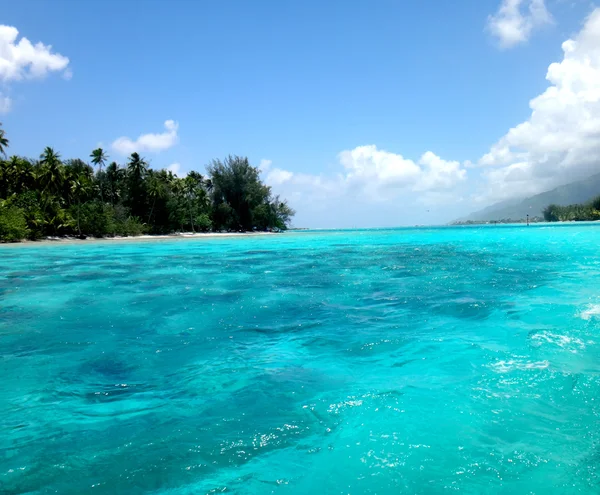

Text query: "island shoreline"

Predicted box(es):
[0, 231, 280, 247]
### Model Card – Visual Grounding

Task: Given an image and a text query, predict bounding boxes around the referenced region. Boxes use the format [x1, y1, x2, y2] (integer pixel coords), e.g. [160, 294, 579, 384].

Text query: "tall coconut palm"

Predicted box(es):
[147, 172, 166, 224]
[0, 156, 21, 196]
[0, 122, 8, 157]
[169, 177, 186, 231]
[127, 152, 148, 184]
[126, 152, 148, 217]
[183, 175, 199, 232]
[5, 156, 35, 195]
[90, 148, 108, 203]
[69, 173, 92, 236]
[105, 161, 123, 205]
[90, 148, 108, 174]
[38, 147, 64, 196]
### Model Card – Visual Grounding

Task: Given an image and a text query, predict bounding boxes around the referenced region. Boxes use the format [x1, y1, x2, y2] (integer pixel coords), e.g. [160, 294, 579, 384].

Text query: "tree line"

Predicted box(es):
[543, 196, 600, 222]
[0, 123, 294, 241]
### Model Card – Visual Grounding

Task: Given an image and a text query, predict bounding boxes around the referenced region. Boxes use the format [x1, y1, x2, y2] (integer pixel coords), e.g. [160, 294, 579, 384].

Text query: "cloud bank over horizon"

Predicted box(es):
[260, 7, 600, 226]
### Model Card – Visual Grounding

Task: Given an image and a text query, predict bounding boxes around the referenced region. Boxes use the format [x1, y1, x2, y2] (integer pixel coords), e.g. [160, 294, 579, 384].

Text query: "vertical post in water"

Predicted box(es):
[527, 214, 529, 226]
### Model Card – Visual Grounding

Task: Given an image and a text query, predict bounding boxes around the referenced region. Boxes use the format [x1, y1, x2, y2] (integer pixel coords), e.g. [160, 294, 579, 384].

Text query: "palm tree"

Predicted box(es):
[105, 161, 123, 205]
[90, 148, 108, 203]
[183, 176, 199, 232]
[126, 152, 149, 217]
[169, 177, 186, 231]
[147, 172, 166, 224]
[38, 147, 64, 196]
[5, 156, 35, 195]
[69, 173, 92, 236]
[127, 152, 148, 180]
[90, 148, 108, 173]
[0, 122, 8, 157]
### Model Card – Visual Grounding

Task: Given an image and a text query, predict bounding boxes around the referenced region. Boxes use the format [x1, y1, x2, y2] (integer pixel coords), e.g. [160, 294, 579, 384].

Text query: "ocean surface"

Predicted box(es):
[1, 225, 600, 494]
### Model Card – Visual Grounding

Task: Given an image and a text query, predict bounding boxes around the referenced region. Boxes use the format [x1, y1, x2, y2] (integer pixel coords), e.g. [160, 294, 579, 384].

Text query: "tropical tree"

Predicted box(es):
[38, 147, 65, 197]
[168, 177, 187, 231]
[0, 156, 35, 197]
[90, 148, 108, 203]
[146, 171, 167, 224]
[69, 173, 93, 236]
[181, 172, 209, 232]
[207, 156, 271, 231]
[0, 120, 295, 241]
[0, 122, 8, 157]
[126, 152, 148, 217]
[90, 148, 108, 174]
[105, 161, 124, 205]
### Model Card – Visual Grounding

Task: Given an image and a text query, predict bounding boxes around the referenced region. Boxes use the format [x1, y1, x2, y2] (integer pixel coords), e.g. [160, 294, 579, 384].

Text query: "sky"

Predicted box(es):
[1, 0, 599, 227]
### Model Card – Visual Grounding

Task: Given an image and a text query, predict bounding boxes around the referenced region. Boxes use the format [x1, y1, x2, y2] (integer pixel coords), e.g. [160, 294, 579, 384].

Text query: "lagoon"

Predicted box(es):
[1, 225, 600, 493]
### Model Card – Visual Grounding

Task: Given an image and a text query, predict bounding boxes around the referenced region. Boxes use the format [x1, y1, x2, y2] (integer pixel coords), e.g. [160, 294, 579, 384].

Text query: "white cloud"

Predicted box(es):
[487, 0, 552, 48]
[339, 145, 422, 192]
[112, 120, 179, 155]
[263, 146, 466, 200]
[258, 159, 272, 172]
[167, 162, 186, 177]
[266, 168, 293, 185]
[261, 146, 468, 227]
[0, 93, 11, 113]
[0, 25, 70, 113]
[415, 151, 467, 192]
[260, 8, 600, 225]
[476, 8, 600, 201]
[0, 25, 70, 81]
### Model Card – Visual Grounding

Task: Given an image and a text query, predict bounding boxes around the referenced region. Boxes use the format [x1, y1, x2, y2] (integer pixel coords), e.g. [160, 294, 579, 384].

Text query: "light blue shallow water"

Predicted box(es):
[1, 225, 600, 494]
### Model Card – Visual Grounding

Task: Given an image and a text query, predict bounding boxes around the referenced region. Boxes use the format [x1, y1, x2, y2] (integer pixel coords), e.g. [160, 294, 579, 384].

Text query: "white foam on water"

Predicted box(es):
[490, 359, 550, 373]
[579, 304, 600, 321]
[531, 331, 585, 352]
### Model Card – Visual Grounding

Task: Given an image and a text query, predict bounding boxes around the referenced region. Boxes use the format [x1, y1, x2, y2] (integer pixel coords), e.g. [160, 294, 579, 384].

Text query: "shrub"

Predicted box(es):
[102, 205, 147, 237]
[0, 206, 29, 242]
[195, 213, 212, 232]
[118, 216, 147, 236]
[3, 191, 45, 239]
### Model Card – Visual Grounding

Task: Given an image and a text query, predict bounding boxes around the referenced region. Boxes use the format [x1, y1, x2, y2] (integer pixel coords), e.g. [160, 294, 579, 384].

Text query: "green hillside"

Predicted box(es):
[460, 172, 600, 222]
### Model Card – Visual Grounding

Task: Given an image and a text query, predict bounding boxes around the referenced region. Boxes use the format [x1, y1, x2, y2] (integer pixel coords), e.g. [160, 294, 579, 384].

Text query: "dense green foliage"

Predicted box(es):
[0, 123, 294, 242]
[543, 196, 600, 222]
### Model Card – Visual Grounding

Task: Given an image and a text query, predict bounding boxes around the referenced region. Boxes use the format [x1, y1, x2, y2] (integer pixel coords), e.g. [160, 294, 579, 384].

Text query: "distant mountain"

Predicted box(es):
[459, 172, 600, 222]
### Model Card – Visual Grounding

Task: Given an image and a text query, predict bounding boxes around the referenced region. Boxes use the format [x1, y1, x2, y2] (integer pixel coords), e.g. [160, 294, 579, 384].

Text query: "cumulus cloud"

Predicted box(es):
[261, 145, 468, 227]
[258, 159, 272, 173]
[263, 157, 470, 227]
[261, 8, 600, 225]
[487, 0, 552, 48]
[476, 8, 600, 201]
[266, 167, 294, 185]
[0, 25, 70, 81]
[415, 152, 467, 192]
[0, 25, 70, 113]
[167, 163, 186, 177]
[112, 120, 179, 155]
[339, 145, 421, 192]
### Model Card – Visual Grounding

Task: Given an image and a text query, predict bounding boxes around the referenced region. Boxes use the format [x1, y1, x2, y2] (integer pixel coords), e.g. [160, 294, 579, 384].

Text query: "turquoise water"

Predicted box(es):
[1, 225, 600, 494]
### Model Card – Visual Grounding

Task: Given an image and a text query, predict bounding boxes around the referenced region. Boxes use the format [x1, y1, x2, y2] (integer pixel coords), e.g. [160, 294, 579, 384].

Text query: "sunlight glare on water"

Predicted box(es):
[1, 225, 600, 494]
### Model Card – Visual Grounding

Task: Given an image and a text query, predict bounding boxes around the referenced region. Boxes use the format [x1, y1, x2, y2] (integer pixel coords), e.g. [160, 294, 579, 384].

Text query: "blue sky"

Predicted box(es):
[1, 0, 598, 227]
